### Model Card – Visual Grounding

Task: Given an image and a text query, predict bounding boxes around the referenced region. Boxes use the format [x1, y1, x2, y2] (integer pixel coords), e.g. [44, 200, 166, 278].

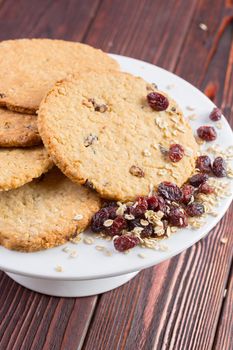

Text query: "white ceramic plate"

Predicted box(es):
[1, 55, 233, 281]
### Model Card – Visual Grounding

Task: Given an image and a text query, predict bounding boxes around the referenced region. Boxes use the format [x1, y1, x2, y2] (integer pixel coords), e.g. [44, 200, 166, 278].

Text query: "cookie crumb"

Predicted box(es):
[55, 265, 63, 272]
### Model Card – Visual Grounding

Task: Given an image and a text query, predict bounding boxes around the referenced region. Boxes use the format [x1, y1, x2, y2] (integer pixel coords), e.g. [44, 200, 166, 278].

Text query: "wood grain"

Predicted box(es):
[213, 265, 233, 350]
[0, 0, 101, 40]
[84, 0, 198, 70]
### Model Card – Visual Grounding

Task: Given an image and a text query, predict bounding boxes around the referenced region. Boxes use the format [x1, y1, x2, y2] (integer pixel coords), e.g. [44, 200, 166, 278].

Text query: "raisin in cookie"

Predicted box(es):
[0, 167, 101, 252]
[0, 108, 41, 147]
[0, 146, 53, 191]
[38, 70, 199, 201]
[0, 39, 119, 113]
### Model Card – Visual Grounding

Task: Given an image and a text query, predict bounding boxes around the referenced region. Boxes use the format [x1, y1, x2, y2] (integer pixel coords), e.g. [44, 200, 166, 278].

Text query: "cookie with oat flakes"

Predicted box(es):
[0, 145, 53, 191]
[0, 39, 119, 114]
[38, 70, 199, 201]
[0, 167, 101, 252]
[0, 108, 41, 147]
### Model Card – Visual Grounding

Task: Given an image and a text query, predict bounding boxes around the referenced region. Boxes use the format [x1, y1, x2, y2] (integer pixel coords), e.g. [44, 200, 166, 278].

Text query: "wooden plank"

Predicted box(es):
[83, 0, 233, 349]
[0, 272, 97, 350]
[213, 265, 233, 350]
[0, 0, 101, 41]
[84, 0, 197, 70]
[0, 1, 101, 349]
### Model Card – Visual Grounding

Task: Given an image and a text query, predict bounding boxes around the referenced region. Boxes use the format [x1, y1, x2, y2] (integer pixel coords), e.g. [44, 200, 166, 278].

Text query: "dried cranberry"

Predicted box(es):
[189, 173, 208, 187]
[158, 181, 182, 202]
[147, 92, 169, 111]
[212, 157, 227, 177]
[209, 107, 222, 121]
[141, 224, 154, 238]
[91, 208, 110, 232]
[167, 207, 188, 227]
[147, 196, 159, 211]
[181, 184, 195, 204]
[114, 235, 140, 252]
[157, 196, 166, 212]
[105, 216, 127, 237]
[197, 126, 217, 141]
[186, 202, 205, 217]
[128, 218, 142, 231]
[196, 155, 212, 173]
[168, 144, 185, 162]
[198, 182, 214, 194]
[133, 197, 148, 217]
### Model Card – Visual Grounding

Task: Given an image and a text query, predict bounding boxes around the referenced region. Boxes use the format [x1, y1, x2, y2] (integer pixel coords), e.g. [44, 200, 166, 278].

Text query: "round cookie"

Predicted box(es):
[0, 167, 101, 252]
[38, 71, 199, 201]
[0, 108, 41, 147]
[0, 146, 53, 191]
[0, 39, 119, 114]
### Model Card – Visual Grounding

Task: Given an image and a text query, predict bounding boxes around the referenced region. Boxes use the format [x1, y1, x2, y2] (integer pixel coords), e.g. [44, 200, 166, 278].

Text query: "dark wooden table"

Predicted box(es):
[0, 1, 232, 349]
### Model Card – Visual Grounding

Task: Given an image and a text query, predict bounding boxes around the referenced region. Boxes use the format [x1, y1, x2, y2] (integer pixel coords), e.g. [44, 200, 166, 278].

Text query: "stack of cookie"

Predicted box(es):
[0, 39, 118, 251]
[0, 39, 198, 252]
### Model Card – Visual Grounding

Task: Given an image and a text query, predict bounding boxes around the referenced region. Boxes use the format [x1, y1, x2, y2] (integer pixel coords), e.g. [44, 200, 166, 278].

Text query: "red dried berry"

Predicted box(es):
[105, 216, 127, 237]
[198, 182, 214, 195]
[196, 155, 212, 173]
[158, 181, 182, 201]
[212, 157, 227, 177]
[209, 107, 222, 121]
[168, 144, 185, 162]
[133, 196, 148, 217]
[147, 196, 159, 211]
[114, 235, 140, 252]
[147, 92, 169, 111]
[91, 208, 110, 232]
[197, 126, 217, 141]
[181, 184, 195, 204]
[168, 207, 188, 227]
[157, 196, 166, 212]
[189, 173, 208, 187]
[186, 202, 205, 217]
[140, 224, 154, 238]
[128, 218, 142, 230]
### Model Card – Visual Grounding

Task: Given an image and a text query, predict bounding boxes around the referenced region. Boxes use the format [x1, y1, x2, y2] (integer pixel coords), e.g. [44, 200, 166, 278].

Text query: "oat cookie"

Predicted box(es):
[0, 168, 101, 251]
[0, 146, 53, 191]
[0, 39, 119, 113]
[38, 71, 199, 201]
[0, 108, 41, 147]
